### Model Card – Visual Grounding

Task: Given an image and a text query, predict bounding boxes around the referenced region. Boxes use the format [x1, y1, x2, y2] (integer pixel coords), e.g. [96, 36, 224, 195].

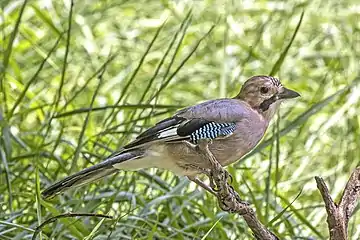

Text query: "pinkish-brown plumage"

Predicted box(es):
[140, 98, 269, 176]
[42, 75, 299, 199]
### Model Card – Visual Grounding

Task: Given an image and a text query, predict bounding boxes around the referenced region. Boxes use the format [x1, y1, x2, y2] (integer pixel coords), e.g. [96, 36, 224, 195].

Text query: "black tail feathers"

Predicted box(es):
[42, 150, 143, 199]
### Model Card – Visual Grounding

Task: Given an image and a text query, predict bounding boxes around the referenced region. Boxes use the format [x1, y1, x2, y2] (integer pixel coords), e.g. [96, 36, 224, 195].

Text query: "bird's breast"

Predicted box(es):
[161, 116, 268, 176]
[210, 120, 266, 166]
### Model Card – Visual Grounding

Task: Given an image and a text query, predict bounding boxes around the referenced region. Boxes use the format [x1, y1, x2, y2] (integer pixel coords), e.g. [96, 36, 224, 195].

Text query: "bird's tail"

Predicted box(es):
[42, 150, 143, 199]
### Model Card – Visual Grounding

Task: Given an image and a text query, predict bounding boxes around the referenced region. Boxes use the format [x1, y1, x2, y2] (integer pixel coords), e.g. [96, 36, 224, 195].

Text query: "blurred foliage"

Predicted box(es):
[1, 0, 360, 239]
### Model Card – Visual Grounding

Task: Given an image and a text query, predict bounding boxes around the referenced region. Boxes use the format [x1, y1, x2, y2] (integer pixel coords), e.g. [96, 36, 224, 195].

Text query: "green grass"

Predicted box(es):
[1, 0, 360, 239]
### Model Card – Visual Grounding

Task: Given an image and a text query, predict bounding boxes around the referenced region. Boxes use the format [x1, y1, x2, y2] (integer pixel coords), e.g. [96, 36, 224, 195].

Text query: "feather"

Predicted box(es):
[188, 122, 237, 143]
[177, 118, 212, 136]
[121, 99, 249, 151]
[122, 117, 236, 151]
[136, 116, 185, 139]
[123, 116, 187, 150]
[42, 150, 144, 199]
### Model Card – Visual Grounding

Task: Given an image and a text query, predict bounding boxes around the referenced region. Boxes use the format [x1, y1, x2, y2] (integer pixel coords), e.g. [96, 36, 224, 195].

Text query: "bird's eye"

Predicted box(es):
[260, 87, 269, 94]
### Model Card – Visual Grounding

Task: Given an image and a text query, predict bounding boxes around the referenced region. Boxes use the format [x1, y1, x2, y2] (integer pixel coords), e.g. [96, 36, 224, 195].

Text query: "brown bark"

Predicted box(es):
[315, 168, 360, 240]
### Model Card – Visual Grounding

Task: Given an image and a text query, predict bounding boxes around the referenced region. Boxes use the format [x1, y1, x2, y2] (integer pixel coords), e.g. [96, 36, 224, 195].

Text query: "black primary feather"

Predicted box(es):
[123, 116, 187, 150]
[42, 150, 143, 199]
[177, 118, 212, 136]
[136, 116, 186, 139]
[122, 116, 237, 151]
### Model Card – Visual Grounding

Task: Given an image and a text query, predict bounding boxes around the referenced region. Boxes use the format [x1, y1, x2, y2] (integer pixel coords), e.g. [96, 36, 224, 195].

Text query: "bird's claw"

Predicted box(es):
[228, 185, 239, 201]
[209, 162, 231, 184]
[227, 173, 233, 184]
[218, 191, 250, 213]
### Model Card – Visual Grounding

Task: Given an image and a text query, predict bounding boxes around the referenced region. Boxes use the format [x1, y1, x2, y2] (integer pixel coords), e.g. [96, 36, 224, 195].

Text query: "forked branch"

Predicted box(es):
[315, 167, 360, 240]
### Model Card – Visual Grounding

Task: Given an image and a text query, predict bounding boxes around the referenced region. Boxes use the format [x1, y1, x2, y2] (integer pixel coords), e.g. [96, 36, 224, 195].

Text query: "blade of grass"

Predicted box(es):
[0, 146, 12, 212]
[39, 201, 89, 238]
[54, 104, 182, 118]
[0, 106, 13, 212]
[103, 19, 167, 128]
[220, 14, 228, 98]
[1, 0, 29, 114]
[149, 24, 216, 102]
[277, 193, 324, 238]
[53, 0, 73, 113]
[274, 111, 280, 204]
[149, 11, 193, 102]
[269, 10, 305, 76]
[124, 11, 192, 131]
[83, 218, 106, 240]
[117, 11, 193, 148]
[267, 189, 302, 226]
[70, 65, 106, 172]
[0, 220, 35, 233]
[38, 0, 75, 152]
[265, 124, 276, 221]
[59, 53, 119, 112]
[35, 168, 42, 240]
[200, 216, 223, 240]
[241, 174, 265, 223]
[30, 4, 62, 36]
[140, 11, 192, 103]
[8, 32, 63, 119]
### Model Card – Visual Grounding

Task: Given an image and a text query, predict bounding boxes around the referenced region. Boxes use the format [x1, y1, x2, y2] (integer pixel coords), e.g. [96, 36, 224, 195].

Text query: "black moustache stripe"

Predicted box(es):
[259, 95, 278, 111]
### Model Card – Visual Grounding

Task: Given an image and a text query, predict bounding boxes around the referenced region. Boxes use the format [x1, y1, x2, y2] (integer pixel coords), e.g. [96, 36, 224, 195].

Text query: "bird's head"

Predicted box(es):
[235, 75, 300, 120]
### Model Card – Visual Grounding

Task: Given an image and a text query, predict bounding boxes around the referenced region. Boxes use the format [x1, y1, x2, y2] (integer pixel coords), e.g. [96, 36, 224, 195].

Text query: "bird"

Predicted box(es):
[42, 75, 300, 199]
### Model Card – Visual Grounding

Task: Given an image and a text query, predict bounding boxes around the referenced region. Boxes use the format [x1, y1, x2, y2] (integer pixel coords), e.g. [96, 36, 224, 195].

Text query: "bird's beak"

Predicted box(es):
[277, 87, 300, 100]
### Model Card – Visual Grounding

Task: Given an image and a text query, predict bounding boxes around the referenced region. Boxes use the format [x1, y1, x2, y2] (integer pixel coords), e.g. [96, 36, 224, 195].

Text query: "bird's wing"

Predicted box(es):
[121, 99, 249, 151]
[175, 98, 250, 121]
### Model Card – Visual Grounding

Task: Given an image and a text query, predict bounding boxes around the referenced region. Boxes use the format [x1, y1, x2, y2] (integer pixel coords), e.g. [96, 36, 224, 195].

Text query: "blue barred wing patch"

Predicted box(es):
[190, 122, 236, 143]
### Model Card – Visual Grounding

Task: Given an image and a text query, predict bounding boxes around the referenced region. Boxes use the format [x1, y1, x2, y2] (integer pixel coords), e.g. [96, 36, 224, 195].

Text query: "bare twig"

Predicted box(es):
[31, 212, 113, 240]
[196, 140, 279, 240]
[315, 167, 360, 240]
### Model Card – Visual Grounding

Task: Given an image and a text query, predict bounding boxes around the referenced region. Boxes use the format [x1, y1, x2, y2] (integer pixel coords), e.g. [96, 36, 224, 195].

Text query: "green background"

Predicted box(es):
[1, 0, 359, 239]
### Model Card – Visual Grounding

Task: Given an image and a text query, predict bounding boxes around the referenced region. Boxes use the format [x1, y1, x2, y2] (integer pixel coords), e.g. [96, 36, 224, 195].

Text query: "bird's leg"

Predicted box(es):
[187, 176, 217, 196]
[184, 139, 232, 190]
[194, 139, 250, 212]
[182, 163, 218, 192]
[182, 141, 219, 190]
[187, 175, 239, 212]
[184, 141, 249, 212]
[196, 139, 232, 190]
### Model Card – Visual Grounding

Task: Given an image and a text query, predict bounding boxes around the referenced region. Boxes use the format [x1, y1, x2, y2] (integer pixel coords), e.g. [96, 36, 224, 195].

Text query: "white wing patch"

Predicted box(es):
[158, 128, 178, 138]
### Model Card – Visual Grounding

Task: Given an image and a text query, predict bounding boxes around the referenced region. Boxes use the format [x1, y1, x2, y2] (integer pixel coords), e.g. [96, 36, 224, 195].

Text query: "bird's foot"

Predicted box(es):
[218, 192, 250, 213]
[208, 162, 232, 191]
[228, 184, 243, 203]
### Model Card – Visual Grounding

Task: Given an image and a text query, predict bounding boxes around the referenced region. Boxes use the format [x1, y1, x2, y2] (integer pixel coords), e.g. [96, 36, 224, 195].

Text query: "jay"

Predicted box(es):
[42, 75, 300, 199]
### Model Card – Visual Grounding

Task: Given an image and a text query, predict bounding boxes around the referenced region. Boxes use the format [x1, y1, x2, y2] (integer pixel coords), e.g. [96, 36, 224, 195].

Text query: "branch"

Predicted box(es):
[196, 140, 279, 240]
[315, 167, 360, 240]
[32, 212, 113, 240]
